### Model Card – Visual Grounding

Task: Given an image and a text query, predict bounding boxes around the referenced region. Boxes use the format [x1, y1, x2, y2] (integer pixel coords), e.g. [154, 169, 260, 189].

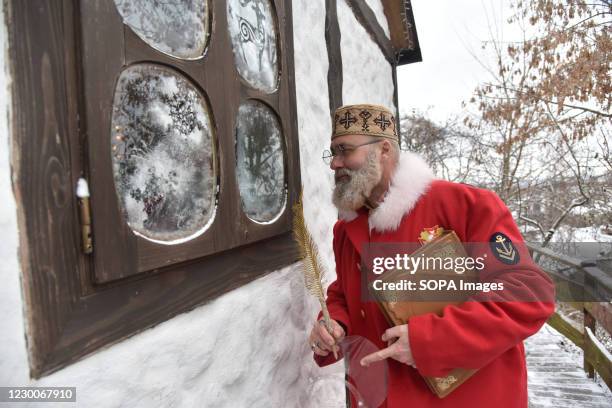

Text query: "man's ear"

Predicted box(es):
[380, 140, 391, 159]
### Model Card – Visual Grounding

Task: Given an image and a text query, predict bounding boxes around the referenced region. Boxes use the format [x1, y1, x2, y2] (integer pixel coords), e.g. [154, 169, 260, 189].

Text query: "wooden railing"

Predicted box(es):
[527, 242, 612, 391]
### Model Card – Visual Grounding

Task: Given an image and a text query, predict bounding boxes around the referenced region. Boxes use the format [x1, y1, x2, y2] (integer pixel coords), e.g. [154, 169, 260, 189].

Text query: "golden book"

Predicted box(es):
[370, 230, 480, 398]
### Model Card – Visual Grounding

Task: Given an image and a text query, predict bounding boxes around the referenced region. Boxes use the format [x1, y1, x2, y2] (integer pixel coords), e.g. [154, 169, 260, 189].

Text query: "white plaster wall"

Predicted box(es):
[338, 0, 395, 111]
[0, 1, 395, 407]
[364, 0, 390, 38]
[0, 0, 30, 386]
[291, 1, 347, 404]
[292, 0, 336, 281]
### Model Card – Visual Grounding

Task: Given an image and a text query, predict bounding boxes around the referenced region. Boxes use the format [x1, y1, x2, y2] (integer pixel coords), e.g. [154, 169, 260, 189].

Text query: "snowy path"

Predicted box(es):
[526, 324, 612, 408]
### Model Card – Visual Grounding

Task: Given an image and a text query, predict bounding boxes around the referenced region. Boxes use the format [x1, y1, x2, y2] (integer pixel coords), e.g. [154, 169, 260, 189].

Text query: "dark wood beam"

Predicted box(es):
[346, 0, 396, 65]
[392, 66, 401, 145]
[326, 0, 343, 113]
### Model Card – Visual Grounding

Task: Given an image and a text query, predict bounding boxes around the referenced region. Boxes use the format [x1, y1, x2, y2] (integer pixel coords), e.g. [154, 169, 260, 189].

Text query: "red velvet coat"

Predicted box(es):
[314, 152, 555, 408]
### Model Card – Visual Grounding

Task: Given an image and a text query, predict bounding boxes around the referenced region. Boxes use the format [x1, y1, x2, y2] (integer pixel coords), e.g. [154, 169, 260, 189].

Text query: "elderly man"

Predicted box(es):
[308, 104, 555, 407]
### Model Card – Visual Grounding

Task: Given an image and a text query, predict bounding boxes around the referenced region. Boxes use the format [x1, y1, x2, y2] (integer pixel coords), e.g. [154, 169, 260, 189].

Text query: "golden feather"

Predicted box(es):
[293, 191, 337, 356]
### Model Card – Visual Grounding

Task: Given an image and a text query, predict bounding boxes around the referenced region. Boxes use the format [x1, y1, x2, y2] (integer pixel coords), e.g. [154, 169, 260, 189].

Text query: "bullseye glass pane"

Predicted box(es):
[227, 0, 279, 93]
[235, 100, 286, 223]
[111, 64, 216, 243]
[114, 0, 209, 60]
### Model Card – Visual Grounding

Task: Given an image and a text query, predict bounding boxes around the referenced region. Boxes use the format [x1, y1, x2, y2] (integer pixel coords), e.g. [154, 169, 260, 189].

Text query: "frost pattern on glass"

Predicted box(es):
[114, 0, 209, 60]
[235, 101, 286, 223]
[227, 0, 279, 93]
[111, 64, 216, 243]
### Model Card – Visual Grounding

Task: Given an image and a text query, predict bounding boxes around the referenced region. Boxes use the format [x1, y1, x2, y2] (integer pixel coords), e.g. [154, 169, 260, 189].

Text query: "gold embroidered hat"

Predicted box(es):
[332, 104, 398, 141]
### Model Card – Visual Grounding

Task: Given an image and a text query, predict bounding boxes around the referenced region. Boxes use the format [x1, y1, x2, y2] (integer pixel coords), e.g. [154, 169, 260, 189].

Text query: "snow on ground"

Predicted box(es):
[526, 324, 612, 407]
[552, 226, 612, 243]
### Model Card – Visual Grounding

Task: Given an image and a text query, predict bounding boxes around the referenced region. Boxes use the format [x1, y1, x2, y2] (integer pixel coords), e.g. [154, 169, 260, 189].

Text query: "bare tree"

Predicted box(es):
[400, 111, 482, 183]
[463, 0, 612, 245]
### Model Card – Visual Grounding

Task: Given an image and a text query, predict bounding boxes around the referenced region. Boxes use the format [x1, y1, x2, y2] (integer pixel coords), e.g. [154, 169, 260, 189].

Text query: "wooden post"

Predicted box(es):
[583, 305, 596, 378]
[582, 262, 597, 377]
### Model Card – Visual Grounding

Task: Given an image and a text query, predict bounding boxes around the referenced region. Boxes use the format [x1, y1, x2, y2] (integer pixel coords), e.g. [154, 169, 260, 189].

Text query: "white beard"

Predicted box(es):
[332, 149, 382, 212]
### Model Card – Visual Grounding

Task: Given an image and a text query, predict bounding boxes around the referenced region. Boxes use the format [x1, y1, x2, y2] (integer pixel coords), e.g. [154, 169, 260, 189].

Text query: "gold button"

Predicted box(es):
[361, 309, 366, 319]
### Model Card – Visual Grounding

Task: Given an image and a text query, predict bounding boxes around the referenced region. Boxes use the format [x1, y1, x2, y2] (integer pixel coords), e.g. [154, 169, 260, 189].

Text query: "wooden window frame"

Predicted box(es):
[8, 0, 300, 378]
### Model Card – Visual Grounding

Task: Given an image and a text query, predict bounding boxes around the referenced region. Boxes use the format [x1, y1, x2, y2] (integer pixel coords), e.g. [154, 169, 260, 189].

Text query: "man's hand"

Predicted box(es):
[360, 324, 415, 368]
[308, 319, 345, 357]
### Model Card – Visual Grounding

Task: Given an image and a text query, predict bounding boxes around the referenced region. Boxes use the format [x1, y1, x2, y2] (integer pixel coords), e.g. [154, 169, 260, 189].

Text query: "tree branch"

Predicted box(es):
[481, 83, 612, 117]
[519, 215, 545, 237]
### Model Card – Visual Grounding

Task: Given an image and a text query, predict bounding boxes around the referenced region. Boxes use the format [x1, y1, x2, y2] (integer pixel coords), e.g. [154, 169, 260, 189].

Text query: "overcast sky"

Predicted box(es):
[397, 0, 518, 123]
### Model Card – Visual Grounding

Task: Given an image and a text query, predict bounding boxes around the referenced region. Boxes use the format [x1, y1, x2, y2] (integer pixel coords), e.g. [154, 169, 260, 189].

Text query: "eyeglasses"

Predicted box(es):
[322, 139, 382, 164]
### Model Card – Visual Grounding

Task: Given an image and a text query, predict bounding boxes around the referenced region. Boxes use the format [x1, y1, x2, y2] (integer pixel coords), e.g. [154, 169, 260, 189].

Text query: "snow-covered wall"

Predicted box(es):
[0, 1, 394, 407]
[293, 0, 336, 280]
[339, 0, 395, 110]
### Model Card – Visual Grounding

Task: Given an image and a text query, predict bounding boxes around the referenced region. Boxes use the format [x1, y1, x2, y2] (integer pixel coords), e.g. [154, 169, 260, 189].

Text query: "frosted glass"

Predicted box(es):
[114, 0, 209, 60]
[111, 64, 216, 243]
[227, 0, 279, 93]
[235, 101, 286, 223]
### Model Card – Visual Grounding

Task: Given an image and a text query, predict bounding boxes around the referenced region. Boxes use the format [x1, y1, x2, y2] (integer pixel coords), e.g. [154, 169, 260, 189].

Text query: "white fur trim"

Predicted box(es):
[368, 151, 434, 232]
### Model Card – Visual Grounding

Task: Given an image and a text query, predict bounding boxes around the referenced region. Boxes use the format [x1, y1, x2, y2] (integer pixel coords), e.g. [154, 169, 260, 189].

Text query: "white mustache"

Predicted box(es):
[334, 169, 352, 181]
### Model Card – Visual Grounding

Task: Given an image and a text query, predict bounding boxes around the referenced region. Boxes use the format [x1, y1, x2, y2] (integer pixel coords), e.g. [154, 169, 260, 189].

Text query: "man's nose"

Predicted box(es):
[330, 155, 343, 170]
